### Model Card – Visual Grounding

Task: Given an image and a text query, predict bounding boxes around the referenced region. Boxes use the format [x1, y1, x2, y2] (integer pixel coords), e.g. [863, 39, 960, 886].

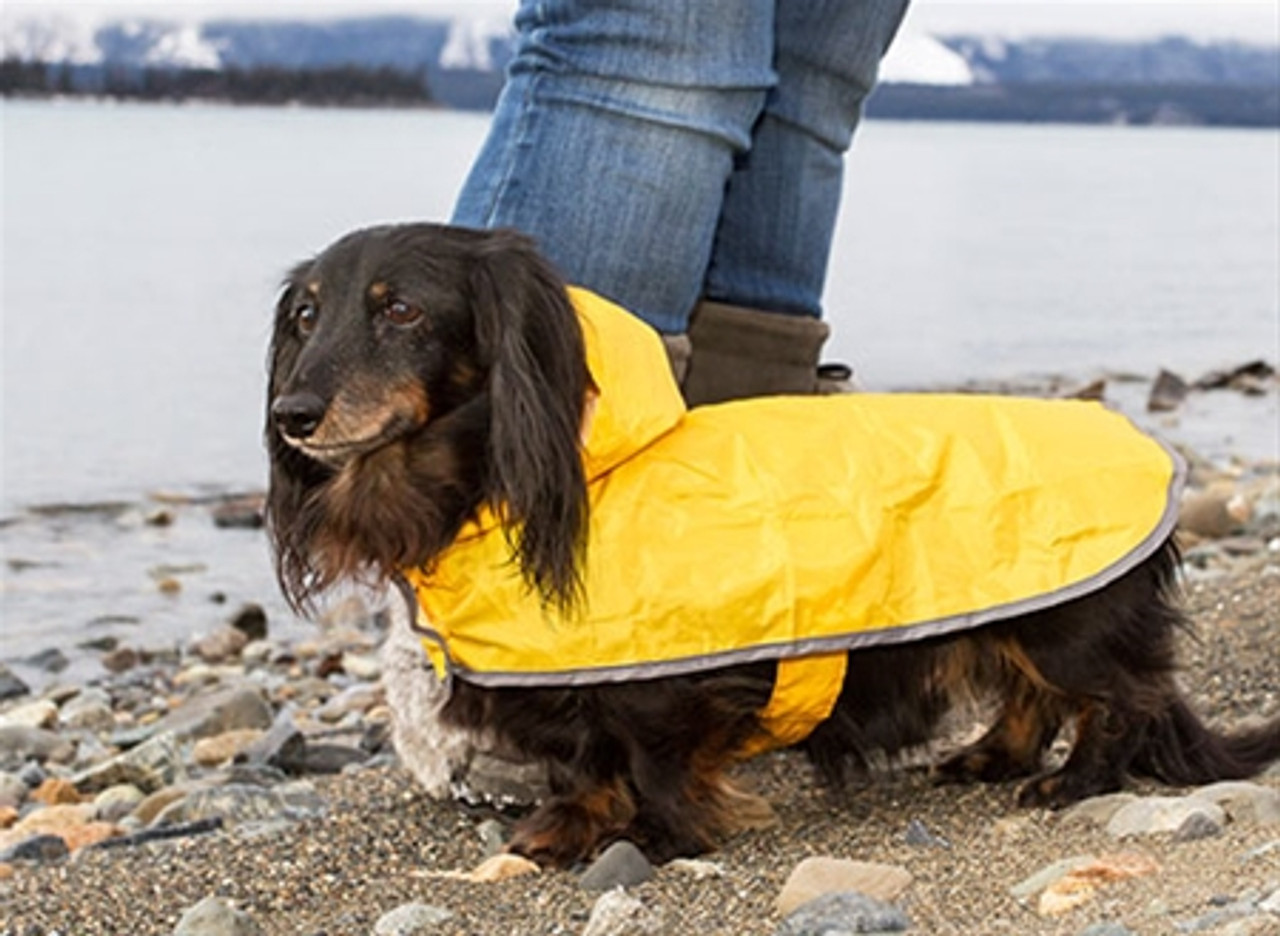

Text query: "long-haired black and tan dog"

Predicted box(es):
[266, 223, 1280, 868]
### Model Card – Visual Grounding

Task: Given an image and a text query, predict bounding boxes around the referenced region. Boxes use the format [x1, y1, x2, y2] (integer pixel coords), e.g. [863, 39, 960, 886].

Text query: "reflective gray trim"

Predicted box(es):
[440, 437, 1187, 690]
[395, 573, 455, 689]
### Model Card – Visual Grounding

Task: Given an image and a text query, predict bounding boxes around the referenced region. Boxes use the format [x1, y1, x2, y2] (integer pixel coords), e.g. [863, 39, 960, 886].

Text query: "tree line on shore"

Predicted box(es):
[0, 59, 435, 107]
[3, 58, 1276, 127]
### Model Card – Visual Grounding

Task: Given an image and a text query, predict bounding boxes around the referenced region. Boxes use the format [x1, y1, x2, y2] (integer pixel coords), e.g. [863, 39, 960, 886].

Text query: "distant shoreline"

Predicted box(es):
[2, 59, 1276, 128]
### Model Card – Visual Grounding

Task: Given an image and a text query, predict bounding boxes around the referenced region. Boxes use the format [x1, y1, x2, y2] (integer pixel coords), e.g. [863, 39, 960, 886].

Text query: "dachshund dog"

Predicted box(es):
[266, 223, 1280, 868]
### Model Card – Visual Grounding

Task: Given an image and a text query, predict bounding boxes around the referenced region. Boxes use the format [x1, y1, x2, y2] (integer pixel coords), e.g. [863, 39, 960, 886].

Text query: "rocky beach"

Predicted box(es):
[1, 367, 1277, 936]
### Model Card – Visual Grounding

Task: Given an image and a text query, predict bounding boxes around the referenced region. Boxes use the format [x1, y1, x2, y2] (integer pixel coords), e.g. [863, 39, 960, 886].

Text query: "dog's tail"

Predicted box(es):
[1131, 699, 1280, 786]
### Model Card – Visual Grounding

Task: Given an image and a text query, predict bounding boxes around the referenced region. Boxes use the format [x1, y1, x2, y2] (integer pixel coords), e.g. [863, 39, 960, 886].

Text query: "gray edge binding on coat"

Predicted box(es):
[403, 427, 1188, 690]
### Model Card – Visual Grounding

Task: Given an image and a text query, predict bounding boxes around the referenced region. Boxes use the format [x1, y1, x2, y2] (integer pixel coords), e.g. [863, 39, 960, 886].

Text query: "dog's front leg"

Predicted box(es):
[381, 595, 474, 797]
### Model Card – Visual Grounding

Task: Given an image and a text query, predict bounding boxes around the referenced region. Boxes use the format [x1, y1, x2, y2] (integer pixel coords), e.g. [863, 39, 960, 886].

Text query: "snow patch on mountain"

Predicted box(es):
[880, 30, 973, 86]
[439, 14, 509, 71]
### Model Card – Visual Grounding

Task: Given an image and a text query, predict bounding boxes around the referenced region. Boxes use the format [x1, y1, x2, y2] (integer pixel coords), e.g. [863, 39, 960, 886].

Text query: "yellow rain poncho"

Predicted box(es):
[405, 288, 1183, 752]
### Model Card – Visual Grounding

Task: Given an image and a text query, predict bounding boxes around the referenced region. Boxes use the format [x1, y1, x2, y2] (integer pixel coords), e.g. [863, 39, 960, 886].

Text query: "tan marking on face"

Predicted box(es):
[286, 376, 431, 464]
[305, 281, 321, 297]
[368, 281, 389, 302]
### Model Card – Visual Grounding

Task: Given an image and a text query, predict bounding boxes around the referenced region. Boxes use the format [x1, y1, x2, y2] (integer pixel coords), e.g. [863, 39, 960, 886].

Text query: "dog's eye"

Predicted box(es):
[384, 298, 424, 327]
[294, 303, 318, 336]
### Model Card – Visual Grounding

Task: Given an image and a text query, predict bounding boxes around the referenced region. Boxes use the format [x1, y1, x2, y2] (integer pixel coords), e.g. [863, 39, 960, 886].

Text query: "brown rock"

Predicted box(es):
[60, 821, 122, 852]
[0, 806, 18, 829]
[776, 857, 913, 916]
[31, 778, 84, 806]
[192, 729, 265, 767]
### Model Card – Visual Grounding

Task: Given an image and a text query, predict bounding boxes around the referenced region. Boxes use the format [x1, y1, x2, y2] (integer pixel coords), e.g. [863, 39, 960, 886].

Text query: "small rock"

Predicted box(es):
[341, 651, 382, 681]
[132, 784, 194, 827]
[93, 784, 145, 823]
[666, 858, 725, 880]
[141, 685, 273, 746]
[156, 781, 325, 829]
[475, 818, 507, 857]
[191, 625, 249, 663]
[1106, 796, 1226, 838]
[0, 806, 17, 828]
[1077, 923, 1137, 936]
[580, 840, 654, 891]
[0, 833, 70, 863]
[774, 892, 912, 935]
[0, 699, 58, 730]
[1180, 489, 1251, 539]
[777, 857, 913, 916]
[1037, 853, 1160, 917]
[21, 648, 69, 674]
[1173, 810, 1224, 842]
[371, 902, 454, 935]
[1011, 855, 1099, 901]
[582, 888, 664, 936]
[173, 895, 264, 936]
[31, 777, 84, 806]
[60, 688, 116, 732]
[239, 706, 306, 773]
[298, 743, 367, 775]
[73, 731, 187, 794]
[1191, 781, 1280, 827]
[229, 604, 269, 642]
[193, 729, 266, 767]
[1258, 887, 1280, 914]
[1148, 369, 1190, 412]
[0, 725, 75, 770]
[315, 684, 382, 723]
[903, 817, 949, 848]
[101, 646, 141, 673]
[0, 666, 31, 702]
[211, 495, 265, 530]
[0, 772, 26, 809]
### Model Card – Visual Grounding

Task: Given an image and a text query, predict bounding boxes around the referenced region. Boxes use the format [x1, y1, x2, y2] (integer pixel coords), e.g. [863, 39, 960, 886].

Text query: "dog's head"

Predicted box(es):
[266, 224, 590, 613]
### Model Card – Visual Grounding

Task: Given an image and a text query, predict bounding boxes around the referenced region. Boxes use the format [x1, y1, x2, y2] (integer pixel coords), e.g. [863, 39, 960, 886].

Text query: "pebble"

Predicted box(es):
[1173, 810, 1225, 842]
[229, 603, 269, 641]
[0, 725, 75, 770]
[155, 781, 325, 829]
[776, 857, 914, 916]
[92, 783, 145, 822]
[1077, 924, 1137, 936]
[0, 771, 29, 808]
[138, 684, 274, 745]
[371, 902, 455, 934]
[59, 687, 116, 732]
[0, 833, 69, 863]
[582, 888, 664, 936]
[1108, 797, 1227, 839]
[191, 625, 251, 663]
[173, 895, 265, 936]
[72, 730, 187, 794]
[192, 728, 266, 767]
[0, 699, 57, 730]
[773, 891, 912, 935]
[903, 816, 950, 848]
[0, 665, 31, 702]
[579, 840, 655, 891]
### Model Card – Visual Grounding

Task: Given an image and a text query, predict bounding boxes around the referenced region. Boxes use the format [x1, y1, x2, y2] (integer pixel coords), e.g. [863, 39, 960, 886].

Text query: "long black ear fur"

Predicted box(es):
[469, 230, 591, 611]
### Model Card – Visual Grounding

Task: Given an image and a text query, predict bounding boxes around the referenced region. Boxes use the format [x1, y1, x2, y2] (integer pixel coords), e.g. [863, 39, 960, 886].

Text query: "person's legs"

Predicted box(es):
[452, 0, 776, 334]
[703, 0, 911, 318]
[681, 0, 909, 404]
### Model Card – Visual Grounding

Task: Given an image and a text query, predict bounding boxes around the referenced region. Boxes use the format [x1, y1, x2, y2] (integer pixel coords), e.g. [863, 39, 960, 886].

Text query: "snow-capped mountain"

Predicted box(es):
[3, 10, 1275, 113]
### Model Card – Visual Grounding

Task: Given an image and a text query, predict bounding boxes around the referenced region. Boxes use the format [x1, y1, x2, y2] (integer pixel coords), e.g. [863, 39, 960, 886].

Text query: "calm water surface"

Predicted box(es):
[2, 101, 1277, 668]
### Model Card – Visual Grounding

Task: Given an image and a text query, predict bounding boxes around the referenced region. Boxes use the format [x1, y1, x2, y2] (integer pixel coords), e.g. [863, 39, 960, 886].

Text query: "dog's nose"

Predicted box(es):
[272, 393, 326, 439]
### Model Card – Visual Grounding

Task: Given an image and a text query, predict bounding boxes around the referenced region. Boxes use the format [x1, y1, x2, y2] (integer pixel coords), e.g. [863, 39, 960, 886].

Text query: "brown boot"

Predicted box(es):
[682, 301, 834, 406]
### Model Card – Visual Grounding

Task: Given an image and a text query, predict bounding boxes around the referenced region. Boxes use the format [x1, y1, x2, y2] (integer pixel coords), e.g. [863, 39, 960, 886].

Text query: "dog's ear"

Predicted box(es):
[264, 272, 331, 613]
[468, 230, 590, 612]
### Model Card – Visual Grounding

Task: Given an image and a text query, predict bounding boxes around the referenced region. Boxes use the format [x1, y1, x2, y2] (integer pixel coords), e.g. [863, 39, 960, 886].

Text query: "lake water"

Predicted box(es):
[2, 100, 1277, 672]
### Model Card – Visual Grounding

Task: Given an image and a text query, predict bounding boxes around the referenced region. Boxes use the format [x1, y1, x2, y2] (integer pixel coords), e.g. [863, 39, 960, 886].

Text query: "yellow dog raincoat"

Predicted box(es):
[405, 289, 1183, 752]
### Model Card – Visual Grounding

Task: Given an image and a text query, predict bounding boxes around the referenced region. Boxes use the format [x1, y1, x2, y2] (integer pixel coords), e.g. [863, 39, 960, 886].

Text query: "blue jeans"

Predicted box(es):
[452, 0, 910, 334]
